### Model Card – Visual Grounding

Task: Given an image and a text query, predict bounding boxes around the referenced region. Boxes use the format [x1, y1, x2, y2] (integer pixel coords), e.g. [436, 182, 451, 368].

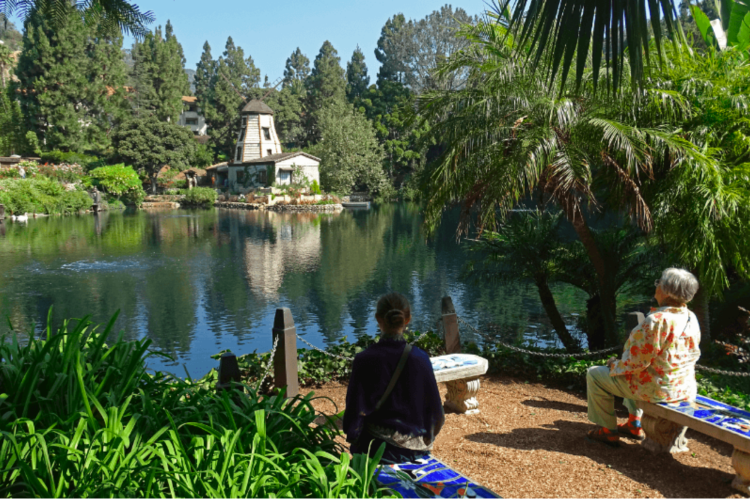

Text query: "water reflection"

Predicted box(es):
[0, 204, 612, 377]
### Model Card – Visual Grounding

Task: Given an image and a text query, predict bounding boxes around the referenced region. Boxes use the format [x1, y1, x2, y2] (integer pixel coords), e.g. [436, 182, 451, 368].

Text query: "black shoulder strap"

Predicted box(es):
[374, 344, 412, 411]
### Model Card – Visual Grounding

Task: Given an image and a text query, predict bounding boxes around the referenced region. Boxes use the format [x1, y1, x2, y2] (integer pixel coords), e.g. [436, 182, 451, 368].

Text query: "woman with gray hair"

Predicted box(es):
[586, 268, 701, 447]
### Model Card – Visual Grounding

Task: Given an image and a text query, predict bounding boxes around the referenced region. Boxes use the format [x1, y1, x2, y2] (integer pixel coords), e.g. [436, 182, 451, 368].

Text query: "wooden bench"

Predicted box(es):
[639, 395, 750, 494]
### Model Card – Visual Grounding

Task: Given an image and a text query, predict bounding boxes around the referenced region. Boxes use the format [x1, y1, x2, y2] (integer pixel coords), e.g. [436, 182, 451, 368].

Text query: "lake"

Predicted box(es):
[0, 204, 616, 377]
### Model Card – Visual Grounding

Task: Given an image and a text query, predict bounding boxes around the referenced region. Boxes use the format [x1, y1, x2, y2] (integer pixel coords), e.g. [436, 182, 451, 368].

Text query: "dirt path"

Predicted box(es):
[302, 376, 743, 498]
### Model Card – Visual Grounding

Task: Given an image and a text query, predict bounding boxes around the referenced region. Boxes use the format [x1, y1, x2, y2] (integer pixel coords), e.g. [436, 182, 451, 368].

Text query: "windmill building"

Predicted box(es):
[210, 99, 320, 191]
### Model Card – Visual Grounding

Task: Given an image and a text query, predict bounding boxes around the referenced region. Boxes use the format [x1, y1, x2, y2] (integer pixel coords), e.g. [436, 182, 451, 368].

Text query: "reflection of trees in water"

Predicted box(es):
[0, 210, 221, 354]
[279, 208, 392, 341]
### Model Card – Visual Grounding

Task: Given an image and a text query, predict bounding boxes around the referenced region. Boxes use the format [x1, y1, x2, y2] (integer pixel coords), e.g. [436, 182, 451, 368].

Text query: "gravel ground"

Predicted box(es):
[302, 375, 744, 498]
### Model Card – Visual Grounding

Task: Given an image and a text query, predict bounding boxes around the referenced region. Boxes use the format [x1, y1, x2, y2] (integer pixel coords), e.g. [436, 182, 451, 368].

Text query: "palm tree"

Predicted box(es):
[1, 0, 154, 38]
[466, 209, 583, 352]
[416, 20, 710, 346]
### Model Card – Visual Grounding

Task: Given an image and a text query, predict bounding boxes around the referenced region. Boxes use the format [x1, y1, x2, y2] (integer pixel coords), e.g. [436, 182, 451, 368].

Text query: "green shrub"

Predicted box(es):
[0, 312, 396, 498]
[40, 150, 100, 168]
[182, 186, 217, 207]
[89, 164, 146, 207]
[311, 180, 322, 195]
[0, 178, 91, 215]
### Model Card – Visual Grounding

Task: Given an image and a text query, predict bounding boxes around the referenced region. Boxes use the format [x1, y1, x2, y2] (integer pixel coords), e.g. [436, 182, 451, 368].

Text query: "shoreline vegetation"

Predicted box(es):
[2, 311, 749, 497]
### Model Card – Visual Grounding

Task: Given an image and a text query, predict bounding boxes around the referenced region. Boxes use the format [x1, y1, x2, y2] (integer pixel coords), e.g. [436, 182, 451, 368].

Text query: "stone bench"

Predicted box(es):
[639, 395, 750, 494]
[431, 353, 488, 415]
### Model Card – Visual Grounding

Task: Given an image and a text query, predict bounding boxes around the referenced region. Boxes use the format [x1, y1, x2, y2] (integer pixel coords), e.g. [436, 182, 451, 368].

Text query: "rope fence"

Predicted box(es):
[215, 298, 750, 398]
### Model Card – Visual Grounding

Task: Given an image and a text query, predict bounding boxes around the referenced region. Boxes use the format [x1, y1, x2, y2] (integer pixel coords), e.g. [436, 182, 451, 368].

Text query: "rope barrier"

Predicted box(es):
[256, 335, 279, 389]
[695, 364, 750, 377]
[296, 334, 355, 362]
[283, 317, 750, 378]
[457, 316, 750, 377]
[457, 316, 623, 358]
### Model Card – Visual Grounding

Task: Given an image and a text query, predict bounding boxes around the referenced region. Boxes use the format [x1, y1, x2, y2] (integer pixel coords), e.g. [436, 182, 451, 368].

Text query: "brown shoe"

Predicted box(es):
[586, 426, 620, 448]
[617, 421, 645, 441]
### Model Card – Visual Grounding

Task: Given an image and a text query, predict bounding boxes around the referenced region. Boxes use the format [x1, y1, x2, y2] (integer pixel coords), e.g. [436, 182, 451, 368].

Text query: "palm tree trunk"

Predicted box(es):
[585, 294, 606, 350]
[569, 210, 620, 347]
[692, 282, 712, 349]
[535, 276, 580, 352]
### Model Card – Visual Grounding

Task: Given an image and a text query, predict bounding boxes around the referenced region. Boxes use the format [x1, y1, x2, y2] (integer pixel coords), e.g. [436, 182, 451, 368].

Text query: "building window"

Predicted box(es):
[266, 149, 273, 156]
[263, 127, 271, 140]
[259, 169, 267, 184]
[237, 170, 245, 181]
[186, 118, 198, 125]
[236, 146, 243, 162]
[239, 122, 246, 142]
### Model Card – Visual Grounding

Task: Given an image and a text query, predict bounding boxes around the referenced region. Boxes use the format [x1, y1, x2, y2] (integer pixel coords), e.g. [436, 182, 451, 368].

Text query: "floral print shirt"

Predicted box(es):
[609, 305, 701, 403]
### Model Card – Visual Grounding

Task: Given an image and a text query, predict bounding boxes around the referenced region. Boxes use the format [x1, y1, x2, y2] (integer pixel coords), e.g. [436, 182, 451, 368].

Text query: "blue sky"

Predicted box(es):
[120, 0, 487, 83]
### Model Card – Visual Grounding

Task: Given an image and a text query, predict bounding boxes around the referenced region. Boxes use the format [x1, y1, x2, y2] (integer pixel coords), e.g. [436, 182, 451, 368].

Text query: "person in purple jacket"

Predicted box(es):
[343, 293, 445, 463]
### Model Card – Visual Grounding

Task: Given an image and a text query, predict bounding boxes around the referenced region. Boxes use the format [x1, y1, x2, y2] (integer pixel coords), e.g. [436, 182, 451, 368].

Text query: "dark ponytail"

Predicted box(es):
[376, 293, 411, 335]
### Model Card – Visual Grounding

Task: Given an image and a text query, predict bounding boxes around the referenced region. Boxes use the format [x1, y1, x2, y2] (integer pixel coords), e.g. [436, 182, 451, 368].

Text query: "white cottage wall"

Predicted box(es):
[259, 115, 282, 157]
[276, 157, 320, 186]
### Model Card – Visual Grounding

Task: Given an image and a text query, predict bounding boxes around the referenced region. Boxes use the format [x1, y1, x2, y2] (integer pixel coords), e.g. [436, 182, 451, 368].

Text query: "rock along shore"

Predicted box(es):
[214, 201, 343, 212]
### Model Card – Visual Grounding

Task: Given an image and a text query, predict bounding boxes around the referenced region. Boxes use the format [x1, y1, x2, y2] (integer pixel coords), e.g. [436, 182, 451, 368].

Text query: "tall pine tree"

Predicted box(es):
[131, 21, 190, 123]
[204, 36, 260, 158]
[282, 47, 310, 94]
[16, 4, 128, 152]
[346, 46, 369, 105]
[375, 14, 408, 84]
[304, 41, 346, 146]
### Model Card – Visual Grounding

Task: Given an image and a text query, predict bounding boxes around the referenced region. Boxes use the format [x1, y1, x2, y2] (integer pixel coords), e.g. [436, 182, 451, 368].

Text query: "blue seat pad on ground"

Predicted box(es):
[658, 395, 750, 437]
[376, 454, 501, 498]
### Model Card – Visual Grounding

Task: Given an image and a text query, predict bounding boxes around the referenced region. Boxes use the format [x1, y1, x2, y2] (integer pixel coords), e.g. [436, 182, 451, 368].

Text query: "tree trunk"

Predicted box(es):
[692, 282, 712, 349]
[569, 210, 620, 347]
[535, 276, 580, 352]
[151, 171, 158, 194]
[585, 294, 607, 350]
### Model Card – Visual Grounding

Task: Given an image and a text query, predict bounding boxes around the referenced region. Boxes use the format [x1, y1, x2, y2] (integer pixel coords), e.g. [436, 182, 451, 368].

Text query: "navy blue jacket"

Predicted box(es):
[343, 336, 445, 451]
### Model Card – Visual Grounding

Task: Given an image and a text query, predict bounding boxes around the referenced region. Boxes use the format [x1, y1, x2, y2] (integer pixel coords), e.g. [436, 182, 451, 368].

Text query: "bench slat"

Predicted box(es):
[640, 395, 750, 453]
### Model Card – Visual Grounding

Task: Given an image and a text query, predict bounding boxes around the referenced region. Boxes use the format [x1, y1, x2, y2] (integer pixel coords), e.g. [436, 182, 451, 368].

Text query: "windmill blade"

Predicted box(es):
[218, 69, 247, 102]
[260, 77, 284, 102]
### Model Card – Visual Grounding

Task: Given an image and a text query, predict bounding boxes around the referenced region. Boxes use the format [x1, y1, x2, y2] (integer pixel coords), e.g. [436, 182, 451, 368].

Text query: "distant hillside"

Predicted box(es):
[0, 14, 22, 51]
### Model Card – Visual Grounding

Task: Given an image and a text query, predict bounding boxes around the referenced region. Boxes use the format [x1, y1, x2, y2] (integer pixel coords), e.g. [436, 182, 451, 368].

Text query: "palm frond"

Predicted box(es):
[492, 0, 687, 92]
[0, 0, 153, 38]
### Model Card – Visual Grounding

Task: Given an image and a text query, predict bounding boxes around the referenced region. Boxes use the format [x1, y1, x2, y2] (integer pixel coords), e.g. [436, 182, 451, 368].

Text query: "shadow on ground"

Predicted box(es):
[466, 419, 737, 498]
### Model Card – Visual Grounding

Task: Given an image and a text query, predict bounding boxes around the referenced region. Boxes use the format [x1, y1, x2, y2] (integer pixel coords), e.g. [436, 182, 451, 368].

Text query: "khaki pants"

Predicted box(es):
[586, 365, 643, 430]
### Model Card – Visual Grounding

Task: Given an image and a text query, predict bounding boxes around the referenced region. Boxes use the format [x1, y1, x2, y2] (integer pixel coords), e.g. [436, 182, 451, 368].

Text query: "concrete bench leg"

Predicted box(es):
[444, 376, 481, 415]
[732, 448, 750, 494]
[642, 414, 689, 454]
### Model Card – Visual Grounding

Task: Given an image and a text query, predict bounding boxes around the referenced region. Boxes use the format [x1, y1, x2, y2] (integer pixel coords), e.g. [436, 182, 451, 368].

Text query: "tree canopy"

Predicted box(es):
[113, 114, 196, 193]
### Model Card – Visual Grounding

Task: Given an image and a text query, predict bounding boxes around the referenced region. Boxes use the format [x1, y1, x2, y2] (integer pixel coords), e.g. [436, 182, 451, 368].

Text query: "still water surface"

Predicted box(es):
[0, 204, 597, 377]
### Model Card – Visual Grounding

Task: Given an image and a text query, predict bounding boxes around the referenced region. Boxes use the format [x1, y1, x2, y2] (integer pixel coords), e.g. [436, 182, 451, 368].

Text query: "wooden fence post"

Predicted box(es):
[273, 308, 299, 398]
[625, 312, 645, 332]
[442, 296, 461, 354]
[216, 351, 241, 392]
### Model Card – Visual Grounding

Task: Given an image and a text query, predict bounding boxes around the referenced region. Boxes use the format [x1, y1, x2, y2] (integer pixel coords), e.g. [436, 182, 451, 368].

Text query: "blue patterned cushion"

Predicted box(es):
[376, 455, 501, 498]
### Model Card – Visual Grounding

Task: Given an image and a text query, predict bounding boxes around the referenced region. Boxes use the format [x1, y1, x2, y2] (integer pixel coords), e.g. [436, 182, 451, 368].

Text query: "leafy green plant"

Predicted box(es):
[311, 179, 322, 195]
[181, 186, 217, 207]
[40, 150, 100, 169]
[0, 311, 397, 498]
[88, 164, 146, 207]
[0, 178, 91, 215]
